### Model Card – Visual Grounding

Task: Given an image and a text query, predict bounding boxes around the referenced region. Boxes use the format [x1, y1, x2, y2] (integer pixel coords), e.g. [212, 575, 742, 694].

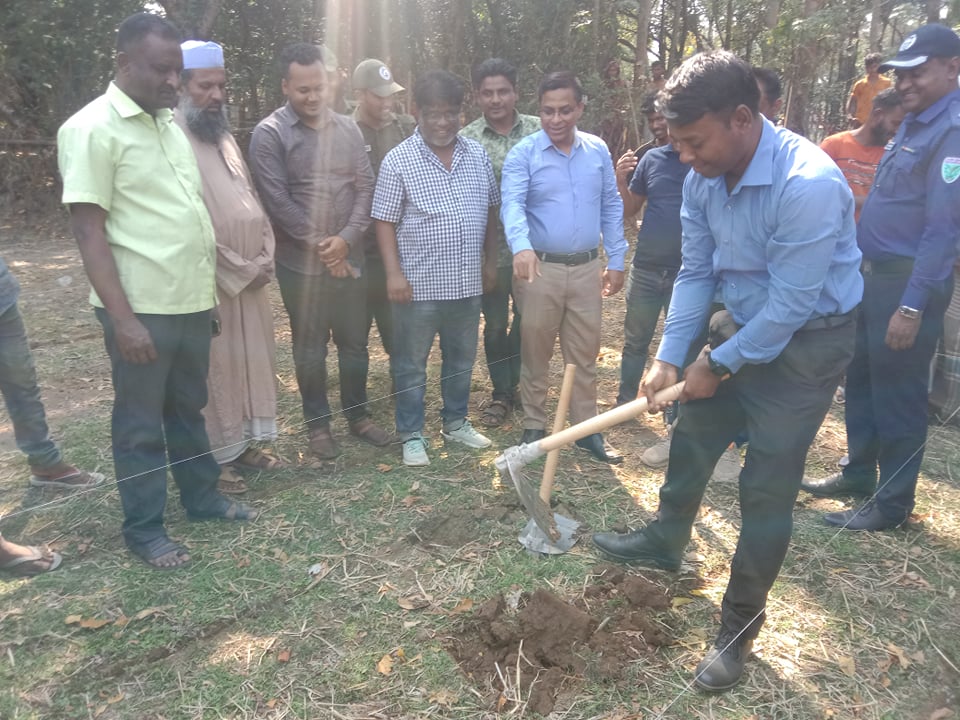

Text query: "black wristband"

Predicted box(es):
[707, 353, 732, 378]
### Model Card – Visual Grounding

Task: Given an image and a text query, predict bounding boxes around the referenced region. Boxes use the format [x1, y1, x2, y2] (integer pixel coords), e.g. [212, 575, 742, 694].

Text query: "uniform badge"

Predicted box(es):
[942, 157, 960, 184]
[899, 33, 916, 51]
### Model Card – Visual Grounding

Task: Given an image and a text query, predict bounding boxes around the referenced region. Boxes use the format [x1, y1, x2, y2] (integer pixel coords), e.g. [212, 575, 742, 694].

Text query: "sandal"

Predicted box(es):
[217, 466, 248, 495]
[0, 544, 62, 577]
[30, 463, 105, 490]
[480, 398, 512, 428]
[187, 496, 259, 522]
[127, 535, 190, 570]
[233, 447, 285, 471]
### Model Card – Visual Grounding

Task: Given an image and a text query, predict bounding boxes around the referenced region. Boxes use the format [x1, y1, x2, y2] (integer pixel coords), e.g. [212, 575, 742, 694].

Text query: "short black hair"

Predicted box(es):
[660, 50, 759, 126]
[471, 58, 517, 90]
[650, 60, 664, 69]
[538, 71, 583, 103]
[279, 43, 324, 79]
[871, 87, 901, 111]
[752, 67, 782, 101]
[865, 52, 883, 67]
[117, 12, 180, 53]
[640, 90, 660, 115]
[414, 69, 465, 109]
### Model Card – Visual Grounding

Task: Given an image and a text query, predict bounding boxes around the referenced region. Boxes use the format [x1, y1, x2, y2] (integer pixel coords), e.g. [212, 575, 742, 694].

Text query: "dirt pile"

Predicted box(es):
[445, 564, 674, 715]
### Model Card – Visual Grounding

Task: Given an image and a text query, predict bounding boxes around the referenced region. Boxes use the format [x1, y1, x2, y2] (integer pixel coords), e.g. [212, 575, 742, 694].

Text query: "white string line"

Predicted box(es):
[0, 351, 523, 524]
[652, 391, 960, 718]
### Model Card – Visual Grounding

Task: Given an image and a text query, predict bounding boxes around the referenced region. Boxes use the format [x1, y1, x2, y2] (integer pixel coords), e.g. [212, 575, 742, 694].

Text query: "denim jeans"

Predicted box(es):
[392, 296, 481, 438]
[96, 309, 220, 547]
[844, 267, 952, 521]
[481, 264, 521, 401]
[617, 265, 677, 405]
[0, 302, 61, 468]
[276, 264, 370, 429]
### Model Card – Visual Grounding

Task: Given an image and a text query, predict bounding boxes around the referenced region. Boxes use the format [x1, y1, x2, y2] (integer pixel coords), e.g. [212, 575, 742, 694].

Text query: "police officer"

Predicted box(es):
[802, 24, 960, 530]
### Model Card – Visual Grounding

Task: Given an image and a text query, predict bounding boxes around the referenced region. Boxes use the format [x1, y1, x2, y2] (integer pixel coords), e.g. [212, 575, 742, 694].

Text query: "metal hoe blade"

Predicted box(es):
[497, 445, 580, 553]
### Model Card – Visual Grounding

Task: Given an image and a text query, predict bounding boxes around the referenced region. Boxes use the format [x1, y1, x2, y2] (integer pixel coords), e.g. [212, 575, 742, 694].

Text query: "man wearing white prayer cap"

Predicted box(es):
[175, 39, 283, 495]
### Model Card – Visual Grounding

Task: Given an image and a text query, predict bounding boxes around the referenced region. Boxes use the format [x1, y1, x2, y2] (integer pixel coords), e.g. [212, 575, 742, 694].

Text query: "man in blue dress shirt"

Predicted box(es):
[592, 51, 862, 691]
[802, 25, 960, 530]
[501, 71, 628, 463]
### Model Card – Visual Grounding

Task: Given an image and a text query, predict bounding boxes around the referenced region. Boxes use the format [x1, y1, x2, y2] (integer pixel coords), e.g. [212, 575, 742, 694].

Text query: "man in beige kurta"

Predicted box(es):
[175, 41, 280, 493]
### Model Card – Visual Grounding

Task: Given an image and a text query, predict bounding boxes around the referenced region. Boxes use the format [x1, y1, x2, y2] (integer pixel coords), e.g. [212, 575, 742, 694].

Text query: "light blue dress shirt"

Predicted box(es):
[500, 129, 627, 270]
[658, 119, 863, 373]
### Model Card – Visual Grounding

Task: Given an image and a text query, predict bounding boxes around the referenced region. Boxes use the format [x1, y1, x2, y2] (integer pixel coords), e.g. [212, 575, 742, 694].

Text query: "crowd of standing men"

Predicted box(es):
[1, 8, 958, 695]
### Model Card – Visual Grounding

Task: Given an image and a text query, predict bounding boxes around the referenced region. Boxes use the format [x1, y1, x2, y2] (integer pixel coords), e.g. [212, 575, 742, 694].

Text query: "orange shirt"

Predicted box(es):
[849, 74, 892, 125]
[820, 130, 884, 222]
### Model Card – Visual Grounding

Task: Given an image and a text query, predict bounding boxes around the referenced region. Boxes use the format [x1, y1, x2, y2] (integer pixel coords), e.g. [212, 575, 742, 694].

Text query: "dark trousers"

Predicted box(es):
[843, 268, 952, 521]
[648, 320, 854, 637]
[481, 264, 521, 401]
[365, 255, 394, 358]
[96, 309, 219, 547]
[0, 302, 61, 468]
[276, 265, 370, 429]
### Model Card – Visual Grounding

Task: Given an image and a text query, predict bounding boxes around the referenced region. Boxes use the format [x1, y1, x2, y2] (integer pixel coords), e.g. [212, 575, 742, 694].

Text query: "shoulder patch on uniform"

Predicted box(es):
[942, 157, 960, 184]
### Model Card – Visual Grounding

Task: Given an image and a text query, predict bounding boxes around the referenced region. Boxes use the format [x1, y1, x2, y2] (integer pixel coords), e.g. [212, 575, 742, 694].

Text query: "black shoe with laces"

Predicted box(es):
[694, 629, 754, 692]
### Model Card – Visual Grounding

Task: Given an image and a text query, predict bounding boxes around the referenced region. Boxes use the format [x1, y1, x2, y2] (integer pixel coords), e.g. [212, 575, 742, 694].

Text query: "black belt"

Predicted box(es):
[800, 307, 857, 331]
[861, 257, 914, 275]
[534, 248, 599, 266]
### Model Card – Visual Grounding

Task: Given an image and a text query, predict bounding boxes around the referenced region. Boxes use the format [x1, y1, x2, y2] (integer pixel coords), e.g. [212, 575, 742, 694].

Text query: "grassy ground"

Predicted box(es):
[1, 215, 958, 719]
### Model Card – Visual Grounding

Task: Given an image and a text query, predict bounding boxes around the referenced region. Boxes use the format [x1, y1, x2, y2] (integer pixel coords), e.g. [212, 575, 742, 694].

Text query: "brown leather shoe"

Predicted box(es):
[308, 426, 341, 459]
[349, 418, 395, 447]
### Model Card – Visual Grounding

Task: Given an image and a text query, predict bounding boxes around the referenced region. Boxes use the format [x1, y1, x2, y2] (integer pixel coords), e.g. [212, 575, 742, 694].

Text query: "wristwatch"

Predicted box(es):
[897, 305, 922, 320]
[707, 352, 732, 378]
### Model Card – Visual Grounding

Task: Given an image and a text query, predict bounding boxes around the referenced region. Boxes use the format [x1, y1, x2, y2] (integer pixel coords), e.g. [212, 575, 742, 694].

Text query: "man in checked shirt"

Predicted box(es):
[373, 70, 500, 467]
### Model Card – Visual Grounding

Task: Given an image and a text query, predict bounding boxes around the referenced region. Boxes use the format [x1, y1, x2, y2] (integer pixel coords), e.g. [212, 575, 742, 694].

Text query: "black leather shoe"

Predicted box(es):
[694, 629, 754, 692]
[823, 501, 905, 531]
[591, 529, 681, 570]
[801, 471, 874, 497]
[575, 433, 623, 464]
[520, 428, 546, 445]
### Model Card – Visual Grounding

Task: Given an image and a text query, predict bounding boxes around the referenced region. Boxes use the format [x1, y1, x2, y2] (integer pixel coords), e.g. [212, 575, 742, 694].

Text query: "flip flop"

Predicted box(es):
[127, 535, 190, 570]
[186, 496, 259, 522]
[233, 447, 285, 471]
[0, 545, 62, 577]
[30, 468, 106, 490]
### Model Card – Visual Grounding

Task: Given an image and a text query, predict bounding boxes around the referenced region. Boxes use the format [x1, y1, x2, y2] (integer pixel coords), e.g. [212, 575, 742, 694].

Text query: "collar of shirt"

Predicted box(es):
[909, 87, 960, 126]
[534, 127, 584, 154]
[352, 108, 398, 130]
[106, 81, 173, 123]
[413, 128, 466, 168]
[704, 118, 775, 196]
[478, 110, 523, 137]
[278, 102, 334, 129]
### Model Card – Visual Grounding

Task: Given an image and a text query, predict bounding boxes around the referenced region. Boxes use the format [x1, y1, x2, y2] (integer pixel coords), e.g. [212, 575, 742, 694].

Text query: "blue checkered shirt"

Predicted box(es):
[372, 130, 500, 302]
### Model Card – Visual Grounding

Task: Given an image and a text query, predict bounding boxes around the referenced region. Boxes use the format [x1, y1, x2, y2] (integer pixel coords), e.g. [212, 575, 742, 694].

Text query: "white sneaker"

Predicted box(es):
[641, 434, 672, 468]
[402, 434, 430, 466]
[441, 419, 492, 449]
[711, 446, 742, 484]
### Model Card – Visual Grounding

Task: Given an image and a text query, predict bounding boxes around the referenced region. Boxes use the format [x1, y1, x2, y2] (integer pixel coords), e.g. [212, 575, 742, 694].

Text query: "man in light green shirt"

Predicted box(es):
[57, 12, 257, 570]
[460, 58, 540, 429]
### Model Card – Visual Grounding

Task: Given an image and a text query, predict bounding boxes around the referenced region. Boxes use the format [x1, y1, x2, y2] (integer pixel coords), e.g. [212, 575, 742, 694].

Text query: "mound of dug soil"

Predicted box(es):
[445, 564, 674, 715]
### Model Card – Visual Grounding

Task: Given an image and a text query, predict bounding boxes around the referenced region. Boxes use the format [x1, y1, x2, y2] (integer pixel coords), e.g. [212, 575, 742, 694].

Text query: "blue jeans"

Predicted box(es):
[96, 309, 220, 547]
[0, 302, 61, 468]
[481, 265, 521, 401]
[617, 265, 678, 405]
[392, 297, 481, 438]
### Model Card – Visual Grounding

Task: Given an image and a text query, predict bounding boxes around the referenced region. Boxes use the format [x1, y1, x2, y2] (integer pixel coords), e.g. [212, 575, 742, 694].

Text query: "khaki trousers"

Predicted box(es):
[514, 258, 602, 428]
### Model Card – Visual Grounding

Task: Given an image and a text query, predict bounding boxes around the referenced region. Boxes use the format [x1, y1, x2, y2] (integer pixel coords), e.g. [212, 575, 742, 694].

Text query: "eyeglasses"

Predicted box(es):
[421, 109, 460, 123]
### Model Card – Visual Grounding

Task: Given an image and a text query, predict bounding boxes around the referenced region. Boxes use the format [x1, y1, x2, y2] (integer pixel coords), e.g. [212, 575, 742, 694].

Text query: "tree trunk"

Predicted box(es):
[633, 0, 651, 87]
[926, 0, 940, 25]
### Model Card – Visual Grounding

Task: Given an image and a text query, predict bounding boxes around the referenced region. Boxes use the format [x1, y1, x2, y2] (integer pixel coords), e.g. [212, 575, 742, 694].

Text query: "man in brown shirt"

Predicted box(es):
[249, 43, 390, 459]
